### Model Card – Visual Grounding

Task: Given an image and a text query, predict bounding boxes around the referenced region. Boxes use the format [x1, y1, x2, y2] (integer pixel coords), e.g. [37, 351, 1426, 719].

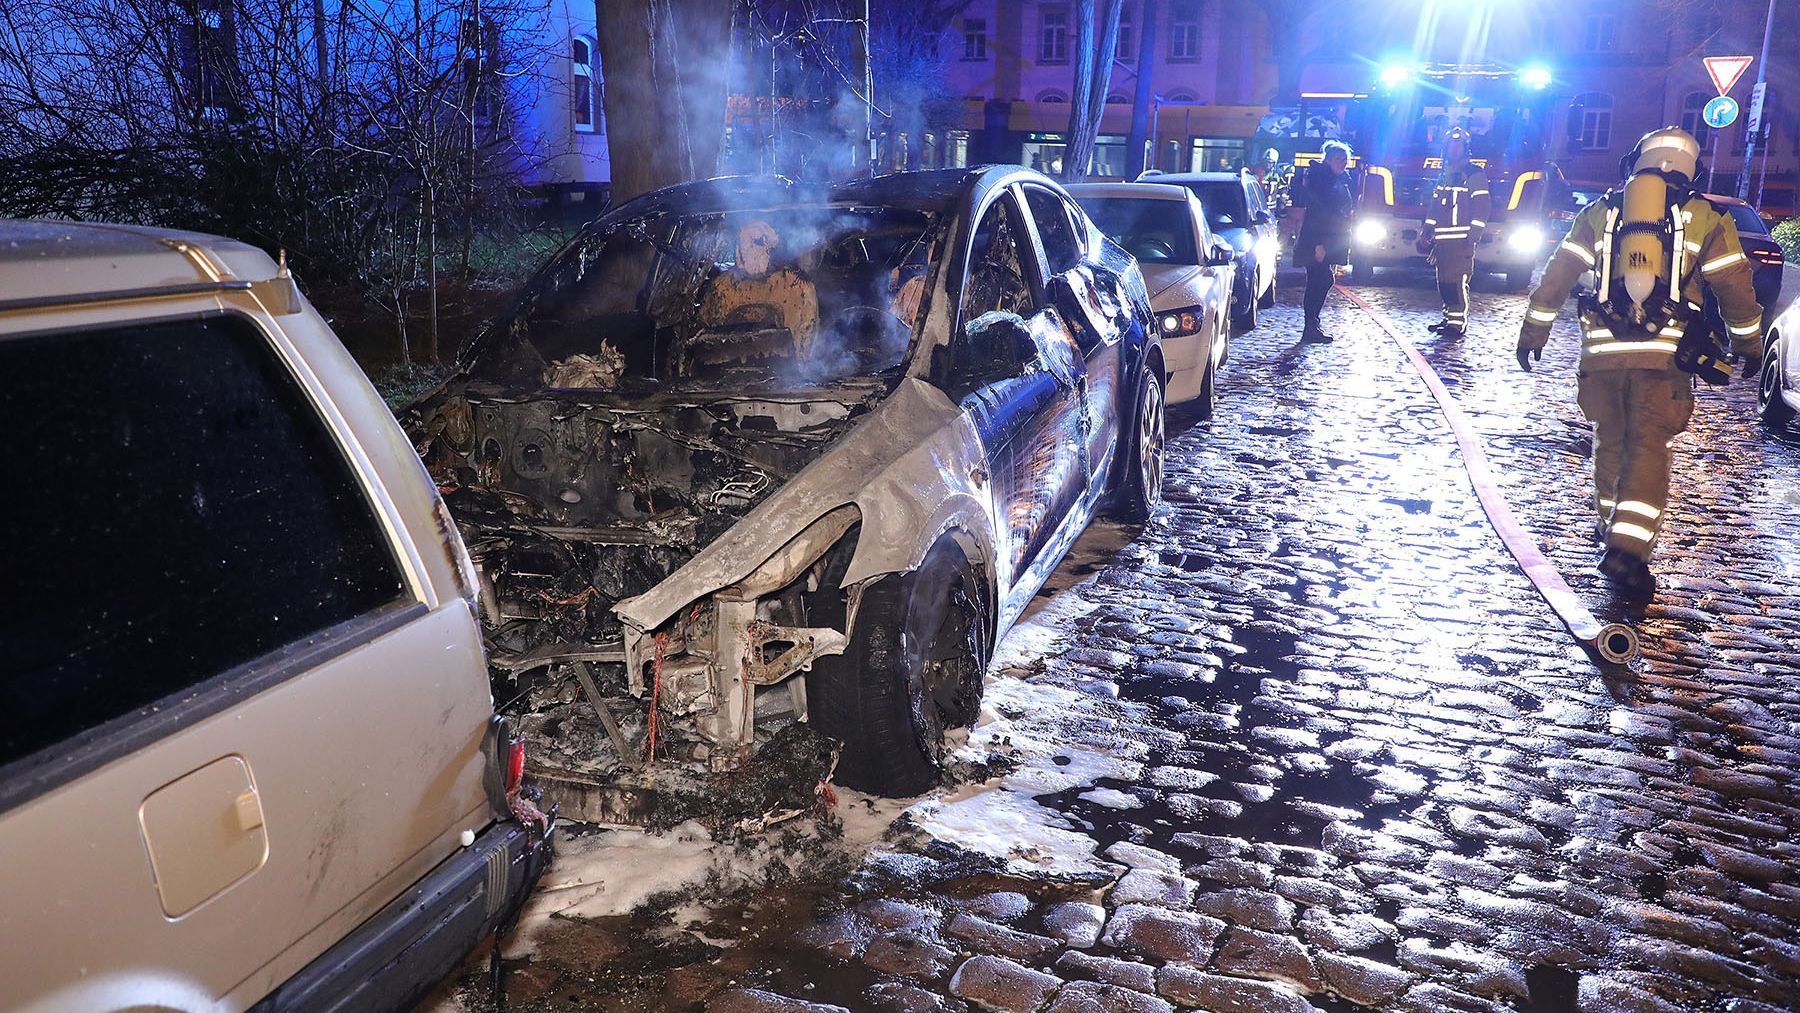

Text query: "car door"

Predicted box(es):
[948, 189, 1089, 593]
[0, 307, 491, 1008]
[1021, 183, 1125, 494]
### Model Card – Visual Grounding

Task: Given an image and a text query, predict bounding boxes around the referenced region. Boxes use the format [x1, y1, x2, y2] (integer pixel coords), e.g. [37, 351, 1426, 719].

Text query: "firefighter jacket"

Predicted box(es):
[1521, 194, 1763, 371]
[1423, 162, 1490, 244]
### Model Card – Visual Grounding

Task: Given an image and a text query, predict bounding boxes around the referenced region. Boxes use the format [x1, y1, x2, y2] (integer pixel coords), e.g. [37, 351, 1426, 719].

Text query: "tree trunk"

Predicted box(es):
[1125, 0, 1157, 179]
[597, 0, 733, 205]
[1062, 0, 1122, 182]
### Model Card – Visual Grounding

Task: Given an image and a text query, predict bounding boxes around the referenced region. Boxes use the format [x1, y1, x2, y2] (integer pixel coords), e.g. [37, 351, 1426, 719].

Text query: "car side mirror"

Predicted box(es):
[1251, 211, 1273, 226]
[1206, 240, 1236, 267]
[961, 311, 1036, 381]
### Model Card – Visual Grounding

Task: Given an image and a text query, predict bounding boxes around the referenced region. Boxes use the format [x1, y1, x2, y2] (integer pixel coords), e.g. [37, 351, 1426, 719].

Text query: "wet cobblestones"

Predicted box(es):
[467, 277, 1800, 1012]
[702, 278, 1800, 1012]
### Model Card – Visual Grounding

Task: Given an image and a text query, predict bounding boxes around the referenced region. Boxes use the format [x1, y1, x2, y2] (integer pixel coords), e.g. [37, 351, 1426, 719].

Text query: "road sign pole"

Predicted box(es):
[1738, 0, 1776, 202]
[1708, 126, 1722, 192]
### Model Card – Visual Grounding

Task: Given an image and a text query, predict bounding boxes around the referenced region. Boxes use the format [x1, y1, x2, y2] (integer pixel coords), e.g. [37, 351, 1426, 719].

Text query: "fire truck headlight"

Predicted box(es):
[1507, 225, 1546, 255]
[1354, 220, 1388, 247]
[1378, 64, 1414, 89]
[1521, 65, 1553, 90]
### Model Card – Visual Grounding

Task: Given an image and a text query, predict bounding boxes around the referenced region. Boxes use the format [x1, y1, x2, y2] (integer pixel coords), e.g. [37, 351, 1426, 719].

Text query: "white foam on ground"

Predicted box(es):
[1079, 787, 1141, 810]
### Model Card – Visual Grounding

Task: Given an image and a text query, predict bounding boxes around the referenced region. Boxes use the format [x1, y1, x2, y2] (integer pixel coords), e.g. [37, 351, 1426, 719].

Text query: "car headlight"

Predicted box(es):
[1159, 307, 1207, 337]
[1506, 225, 1545, 254]
[1354, 219, 1388, 247]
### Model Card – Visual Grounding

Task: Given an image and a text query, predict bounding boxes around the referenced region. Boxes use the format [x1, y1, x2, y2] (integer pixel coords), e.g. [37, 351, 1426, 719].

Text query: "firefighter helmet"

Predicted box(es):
[1626, 127, 1701, 184]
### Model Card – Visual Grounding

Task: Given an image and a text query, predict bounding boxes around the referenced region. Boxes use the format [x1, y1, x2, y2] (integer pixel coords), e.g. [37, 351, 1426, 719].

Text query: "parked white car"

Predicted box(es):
[1067, 182, 1237, 413]
[1760, 296, 1800, 431]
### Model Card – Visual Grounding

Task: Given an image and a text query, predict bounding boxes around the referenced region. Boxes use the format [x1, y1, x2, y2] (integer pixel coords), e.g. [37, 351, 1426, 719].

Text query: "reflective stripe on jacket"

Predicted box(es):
[1520, 194, 1763, 371]
[1423, 163, 1490, 244]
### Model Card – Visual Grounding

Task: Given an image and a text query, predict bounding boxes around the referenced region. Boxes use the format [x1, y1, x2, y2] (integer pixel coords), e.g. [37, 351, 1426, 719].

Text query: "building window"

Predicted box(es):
[1116, 3, 1135, 61]
[1680, 91, 1713, 148]
[948, 130, 971, 168]
[1569, 92, 1613, 151]
[963, 18, 987, 61]
[572, 36, 598, 133]
[1169, 0, 1200, 62]
[1192, 137, 1247, 172]
[1040, 6, 1069, 64]
[1582, 15, 1615, 53]
[1039, 90, 1069, 104]
[1530, 16, 1557, 54]
[1105, 93, 1130, 104]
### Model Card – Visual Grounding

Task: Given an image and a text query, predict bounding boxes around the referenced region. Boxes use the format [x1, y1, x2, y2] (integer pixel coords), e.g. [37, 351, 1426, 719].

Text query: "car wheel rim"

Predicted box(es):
[1140, 376, 1165, 505]
[1761, 343, 1782, 408]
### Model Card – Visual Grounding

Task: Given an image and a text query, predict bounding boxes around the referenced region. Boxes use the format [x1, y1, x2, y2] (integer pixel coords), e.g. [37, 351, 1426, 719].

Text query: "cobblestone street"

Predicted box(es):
[458, 275, 1800, 1013]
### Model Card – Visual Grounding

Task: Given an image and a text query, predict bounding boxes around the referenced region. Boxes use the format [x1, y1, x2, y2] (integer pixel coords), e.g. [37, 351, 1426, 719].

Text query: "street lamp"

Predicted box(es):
[1378, 63, 1415, 89]
[1520, 65, 1553, 90]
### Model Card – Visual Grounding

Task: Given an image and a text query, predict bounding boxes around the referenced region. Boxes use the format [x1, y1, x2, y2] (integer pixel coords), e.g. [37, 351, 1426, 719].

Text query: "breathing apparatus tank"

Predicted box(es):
[1614, 128, 1701, 316]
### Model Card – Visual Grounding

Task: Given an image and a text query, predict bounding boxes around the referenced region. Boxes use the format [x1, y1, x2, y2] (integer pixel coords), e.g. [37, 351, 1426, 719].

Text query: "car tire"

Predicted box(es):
[1231, 279, 1258, 331]
[805, 544, 988, 797]
[1760, 333, 1796, 429]
[1257, 274, 1277, 309]
[1115, 364, 1166, 522]
[1506, 267, 1533, 291]
[1350, 260, 1374, 285]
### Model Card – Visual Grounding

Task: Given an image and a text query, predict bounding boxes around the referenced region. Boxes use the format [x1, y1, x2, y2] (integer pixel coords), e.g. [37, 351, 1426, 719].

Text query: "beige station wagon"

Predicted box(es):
[0, 221, 553, 1011]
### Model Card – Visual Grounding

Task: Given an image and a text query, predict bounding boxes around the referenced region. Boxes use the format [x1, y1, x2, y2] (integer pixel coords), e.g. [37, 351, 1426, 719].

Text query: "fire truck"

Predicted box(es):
[1278, 63, 1564, 290]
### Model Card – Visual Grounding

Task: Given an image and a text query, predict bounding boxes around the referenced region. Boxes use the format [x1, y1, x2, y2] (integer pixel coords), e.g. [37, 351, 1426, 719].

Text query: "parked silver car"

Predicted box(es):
[0, 221, 551, 1012]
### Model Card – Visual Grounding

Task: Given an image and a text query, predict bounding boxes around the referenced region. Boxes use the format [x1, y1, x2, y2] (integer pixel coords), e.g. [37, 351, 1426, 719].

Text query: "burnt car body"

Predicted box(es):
[407, 167, 1162, 798]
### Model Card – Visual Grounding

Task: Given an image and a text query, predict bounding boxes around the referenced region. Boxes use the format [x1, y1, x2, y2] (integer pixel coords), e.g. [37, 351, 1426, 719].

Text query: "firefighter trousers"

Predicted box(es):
[1433, 240, 1475, 330]
[1575, 367, 1695, 561]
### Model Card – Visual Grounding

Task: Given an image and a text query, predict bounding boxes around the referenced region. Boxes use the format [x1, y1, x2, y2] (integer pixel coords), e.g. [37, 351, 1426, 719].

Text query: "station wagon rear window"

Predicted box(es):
[0, 315, 406, 771]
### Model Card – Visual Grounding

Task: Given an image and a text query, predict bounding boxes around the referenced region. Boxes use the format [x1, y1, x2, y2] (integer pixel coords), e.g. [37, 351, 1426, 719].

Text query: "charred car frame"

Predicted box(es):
[406, 166, 1163, 802]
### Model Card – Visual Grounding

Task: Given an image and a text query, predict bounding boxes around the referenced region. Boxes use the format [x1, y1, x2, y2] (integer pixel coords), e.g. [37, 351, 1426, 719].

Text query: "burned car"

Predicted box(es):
[407, 167, 1161, 800]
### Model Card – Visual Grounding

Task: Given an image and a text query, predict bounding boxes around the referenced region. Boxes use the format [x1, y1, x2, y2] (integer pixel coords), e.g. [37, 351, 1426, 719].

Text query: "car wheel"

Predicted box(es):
[1115, 365, 1166, 522]
[805, 544, 988, 797]
[1506, 267, 1533, 291]
[1760, 333, 1796, 428]
[1257, 274, 1277, 309]
[1350, 260, 1374, 285]
[1231, 279, 1258, 331]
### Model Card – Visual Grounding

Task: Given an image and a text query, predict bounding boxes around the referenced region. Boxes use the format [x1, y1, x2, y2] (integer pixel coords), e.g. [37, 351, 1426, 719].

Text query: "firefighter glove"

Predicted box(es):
[1516, 331, 1543, 372]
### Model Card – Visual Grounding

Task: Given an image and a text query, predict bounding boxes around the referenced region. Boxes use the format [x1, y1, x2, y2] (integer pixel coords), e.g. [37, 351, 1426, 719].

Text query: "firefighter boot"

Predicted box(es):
[1599, 546, 1657, 600]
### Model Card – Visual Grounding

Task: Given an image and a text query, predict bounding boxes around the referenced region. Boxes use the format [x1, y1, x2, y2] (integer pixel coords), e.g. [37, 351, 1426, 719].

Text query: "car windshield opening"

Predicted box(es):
[1082, 198, 1200, 263]
[474, 205, 942, 393]
[1185, 183, 1249, 228]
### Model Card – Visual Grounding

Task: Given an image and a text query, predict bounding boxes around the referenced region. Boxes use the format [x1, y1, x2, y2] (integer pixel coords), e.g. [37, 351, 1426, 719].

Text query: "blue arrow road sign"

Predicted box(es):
[1704, 95, 1740, 129]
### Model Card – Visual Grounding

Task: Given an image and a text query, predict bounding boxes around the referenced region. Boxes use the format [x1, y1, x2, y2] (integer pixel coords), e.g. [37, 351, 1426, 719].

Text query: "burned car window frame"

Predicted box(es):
[0, 308, 421, 813]
[473, 204, 947, 396]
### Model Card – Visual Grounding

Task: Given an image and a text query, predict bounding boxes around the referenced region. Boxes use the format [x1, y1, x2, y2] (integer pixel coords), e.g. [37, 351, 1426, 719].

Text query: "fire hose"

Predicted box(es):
[1338, 286, 1640, 666]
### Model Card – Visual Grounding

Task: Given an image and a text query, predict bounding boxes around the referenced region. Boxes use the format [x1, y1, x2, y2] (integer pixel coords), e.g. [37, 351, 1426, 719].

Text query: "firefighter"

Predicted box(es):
[1419, 127, 1490, 337]
[1515, 127, 1763, 599]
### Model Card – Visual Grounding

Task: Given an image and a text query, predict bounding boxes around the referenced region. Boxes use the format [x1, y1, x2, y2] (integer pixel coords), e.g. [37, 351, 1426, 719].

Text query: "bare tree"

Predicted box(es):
[0, 0, 556, 364]
[596, 0, 733, 204]
[1062, 0, 1123, 182]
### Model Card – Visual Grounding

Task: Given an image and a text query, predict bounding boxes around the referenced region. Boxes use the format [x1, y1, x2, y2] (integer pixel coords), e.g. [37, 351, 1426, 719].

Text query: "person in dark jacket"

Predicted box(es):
[1291, 140, 1355, 342]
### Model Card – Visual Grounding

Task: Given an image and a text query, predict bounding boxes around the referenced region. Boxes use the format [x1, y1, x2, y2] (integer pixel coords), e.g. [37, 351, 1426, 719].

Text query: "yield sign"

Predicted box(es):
[1704, 55, 1754, 95]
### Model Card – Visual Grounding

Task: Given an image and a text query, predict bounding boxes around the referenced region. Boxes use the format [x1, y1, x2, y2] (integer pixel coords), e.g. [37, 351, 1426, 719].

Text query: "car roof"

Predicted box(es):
[1145, 172, 1245, 185]
[0, 219, 279, 311]
[1065, 182, 1198, 202]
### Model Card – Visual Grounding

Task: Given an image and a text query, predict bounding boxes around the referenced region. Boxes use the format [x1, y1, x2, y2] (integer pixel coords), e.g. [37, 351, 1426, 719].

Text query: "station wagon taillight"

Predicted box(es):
[506, 736, 527, 797]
